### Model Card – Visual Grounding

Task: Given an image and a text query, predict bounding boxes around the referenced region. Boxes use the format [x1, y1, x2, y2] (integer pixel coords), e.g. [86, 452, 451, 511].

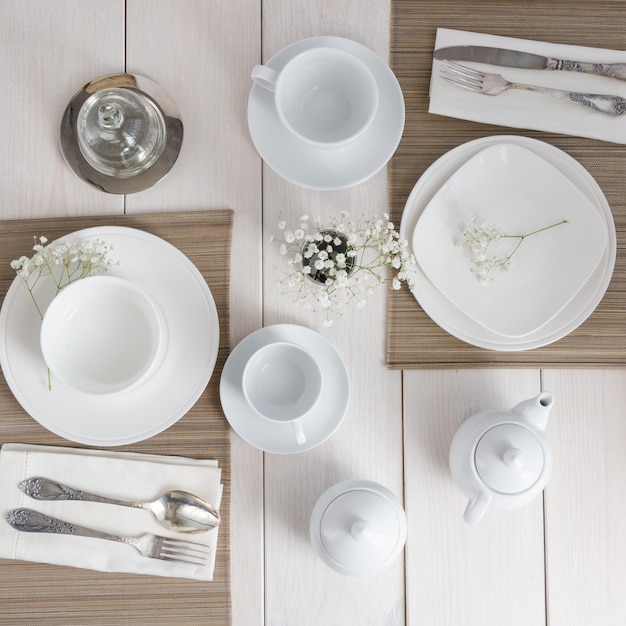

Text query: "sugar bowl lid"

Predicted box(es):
[309, 479, 407, 577]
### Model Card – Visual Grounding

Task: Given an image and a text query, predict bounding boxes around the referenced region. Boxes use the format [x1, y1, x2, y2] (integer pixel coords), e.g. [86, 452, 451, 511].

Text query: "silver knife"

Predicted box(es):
[433, 46, 626, 81]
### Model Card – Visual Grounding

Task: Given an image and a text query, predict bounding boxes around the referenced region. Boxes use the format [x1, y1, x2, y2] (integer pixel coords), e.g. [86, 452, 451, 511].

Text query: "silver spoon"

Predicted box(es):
[19, 476, 220, 534]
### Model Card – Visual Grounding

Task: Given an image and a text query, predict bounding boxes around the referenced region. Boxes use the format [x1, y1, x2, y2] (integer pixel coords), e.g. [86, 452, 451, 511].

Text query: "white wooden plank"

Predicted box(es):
[125, 0, 262, 341]
[260, 1, 405, 624]
[263, 231, 404, 625]
[542, 369, 626, 626]
[0, 0, 124, 218]
[125, 3, 264, 625]
[403, 369, 546, 626]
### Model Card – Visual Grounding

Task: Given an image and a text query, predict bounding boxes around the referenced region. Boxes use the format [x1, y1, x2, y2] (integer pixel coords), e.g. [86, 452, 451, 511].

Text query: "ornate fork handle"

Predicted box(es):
[7, 508, 209, 564]
[20, 477, 143, 509]
[7, 508, 131, 545]
[548, 58, 626, 81]
[511, 83, 626, 116]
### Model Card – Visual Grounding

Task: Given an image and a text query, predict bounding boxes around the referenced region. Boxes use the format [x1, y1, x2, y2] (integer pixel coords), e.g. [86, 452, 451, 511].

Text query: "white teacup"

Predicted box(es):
[242, 341, 322, 445]
[251, 47, 379, 149]
[40, 275, 163, 394]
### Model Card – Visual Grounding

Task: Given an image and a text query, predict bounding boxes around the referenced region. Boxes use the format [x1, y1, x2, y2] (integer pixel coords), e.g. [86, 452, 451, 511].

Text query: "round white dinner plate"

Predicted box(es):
[400, 136, 616, 351]
[247, 36, 405, 190]
[220, 324, 350, 454]
[0, 226, 220, 446]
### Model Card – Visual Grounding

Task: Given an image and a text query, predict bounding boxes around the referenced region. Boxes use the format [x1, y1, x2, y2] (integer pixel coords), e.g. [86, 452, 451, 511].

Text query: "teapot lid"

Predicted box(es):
[309, 479, 407, 577]
[475, 424, 545, 494]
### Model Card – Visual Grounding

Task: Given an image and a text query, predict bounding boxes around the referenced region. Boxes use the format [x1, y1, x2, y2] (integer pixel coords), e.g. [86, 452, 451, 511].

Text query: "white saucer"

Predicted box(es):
[220, 324, 350, 454]
[247, 36, 405, 190]
[0, 226, 220, 446]
[400, 136, 616, 351]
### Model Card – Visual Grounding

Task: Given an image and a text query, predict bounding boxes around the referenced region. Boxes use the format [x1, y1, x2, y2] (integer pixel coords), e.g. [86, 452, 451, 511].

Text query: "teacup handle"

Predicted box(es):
[251, 65, 279, 92]
[292, 420, 307, 445]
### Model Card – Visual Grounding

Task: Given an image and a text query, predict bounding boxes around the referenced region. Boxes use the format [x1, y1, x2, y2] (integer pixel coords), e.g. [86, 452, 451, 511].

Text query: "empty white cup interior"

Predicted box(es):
[40, 275, 163, 394]
[253, 47, 378, 148]
[242, 341, 322, 422]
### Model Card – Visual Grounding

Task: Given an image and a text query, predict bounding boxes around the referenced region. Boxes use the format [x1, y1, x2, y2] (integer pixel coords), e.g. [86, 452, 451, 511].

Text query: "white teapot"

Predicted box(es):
[449, 392, 554, 525]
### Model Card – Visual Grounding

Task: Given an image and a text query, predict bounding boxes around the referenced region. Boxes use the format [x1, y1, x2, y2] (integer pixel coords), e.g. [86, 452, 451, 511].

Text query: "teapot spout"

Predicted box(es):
[511, 392, 554, 431]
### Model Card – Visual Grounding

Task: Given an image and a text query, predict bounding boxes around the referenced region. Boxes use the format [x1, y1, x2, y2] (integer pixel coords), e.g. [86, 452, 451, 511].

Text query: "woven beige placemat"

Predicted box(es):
[0, 211, 233, 625]
[387, 0, 626, 369]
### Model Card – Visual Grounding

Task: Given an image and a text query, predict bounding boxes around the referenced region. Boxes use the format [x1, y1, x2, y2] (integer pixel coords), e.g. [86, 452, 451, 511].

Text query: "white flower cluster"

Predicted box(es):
[11, 235, 116, 319]
[461, 218, 509, 282]
[462, 217, 568, 283]
[272, 212, 415, 326]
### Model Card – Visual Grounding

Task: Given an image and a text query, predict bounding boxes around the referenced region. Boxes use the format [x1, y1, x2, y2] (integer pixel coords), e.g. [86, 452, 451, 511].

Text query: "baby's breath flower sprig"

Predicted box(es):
[272, 212, 416, 326]
[462, 217, 568, 283]
[10, 236, 116, 390]
[11, 236, 116, 320]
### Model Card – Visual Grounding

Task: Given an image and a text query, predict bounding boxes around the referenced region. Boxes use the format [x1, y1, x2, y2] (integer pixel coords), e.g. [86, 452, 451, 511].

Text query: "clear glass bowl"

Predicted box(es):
[76, 88, 167, 179]
[60, 74, 183, 194]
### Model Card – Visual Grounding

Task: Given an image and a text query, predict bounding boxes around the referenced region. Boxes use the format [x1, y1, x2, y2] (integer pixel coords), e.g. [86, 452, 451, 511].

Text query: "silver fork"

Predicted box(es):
[7, 508, 209, 566]
[440, 60, 626, 116]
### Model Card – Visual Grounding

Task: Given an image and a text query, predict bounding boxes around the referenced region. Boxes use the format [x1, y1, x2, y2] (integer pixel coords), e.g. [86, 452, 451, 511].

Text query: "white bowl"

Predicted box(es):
[40, 276, 163, 394]
[242, 341, 322, 422]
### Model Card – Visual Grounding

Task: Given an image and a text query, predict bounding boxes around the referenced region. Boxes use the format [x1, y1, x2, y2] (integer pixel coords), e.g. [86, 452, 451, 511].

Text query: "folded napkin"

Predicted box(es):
[429, 28, 626, 144]
[0, 444, 222, 581]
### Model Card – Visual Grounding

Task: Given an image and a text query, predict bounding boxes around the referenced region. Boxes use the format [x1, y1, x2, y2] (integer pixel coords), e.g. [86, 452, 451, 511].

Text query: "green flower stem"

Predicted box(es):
[20, 275, 45, 320]
[493, 219, 569, 269]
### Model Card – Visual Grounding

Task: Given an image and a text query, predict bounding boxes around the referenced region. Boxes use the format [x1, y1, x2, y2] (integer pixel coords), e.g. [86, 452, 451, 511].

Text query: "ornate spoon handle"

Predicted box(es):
[19, 477, 143, 510]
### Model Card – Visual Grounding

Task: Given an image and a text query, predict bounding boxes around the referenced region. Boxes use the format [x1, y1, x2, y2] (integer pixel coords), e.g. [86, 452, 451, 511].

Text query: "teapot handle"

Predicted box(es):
[463, 492, 491, 525]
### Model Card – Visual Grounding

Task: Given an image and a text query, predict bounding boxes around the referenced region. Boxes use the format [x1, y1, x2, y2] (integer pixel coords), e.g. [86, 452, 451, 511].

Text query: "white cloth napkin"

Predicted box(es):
[0, 443, 222, 581]
[429, 28, 626, 144]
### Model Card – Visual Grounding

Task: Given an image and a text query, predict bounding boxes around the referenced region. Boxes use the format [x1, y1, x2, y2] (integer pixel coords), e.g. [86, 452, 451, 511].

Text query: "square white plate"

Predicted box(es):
[412, 143, 608, 337]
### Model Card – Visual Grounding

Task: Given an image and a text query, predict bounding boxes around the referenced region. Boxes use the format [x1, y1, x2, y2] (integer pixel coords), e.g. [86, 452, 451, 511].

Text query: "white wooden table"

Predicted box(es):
[1, 2, 625, 624]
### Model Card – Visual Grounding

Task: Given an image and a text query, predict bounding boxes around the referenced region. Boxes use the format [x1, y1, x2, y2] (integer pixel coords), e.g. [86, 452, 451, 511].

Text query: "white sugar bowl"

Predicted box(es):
[309, 479, 407, 577]
[449, 392, 554, 525]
